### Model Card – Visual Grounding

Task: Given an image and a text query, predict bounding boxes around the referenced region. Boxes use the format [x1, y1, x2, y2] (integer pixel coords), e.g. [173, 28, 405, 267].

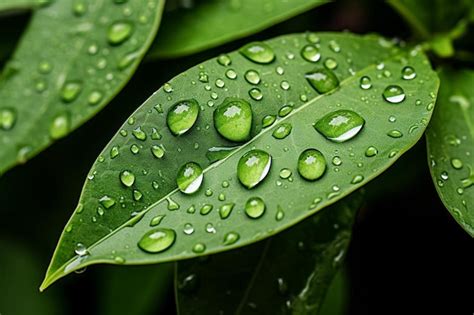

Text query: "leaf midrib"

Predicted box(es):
[51, 43, 408, 277]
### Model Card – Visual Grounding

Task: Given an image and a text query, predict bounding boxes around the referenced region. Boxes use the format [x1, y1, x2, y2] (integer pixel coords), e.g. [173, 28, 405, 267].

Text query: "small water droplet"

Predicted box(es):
[108, 21, 134, 45]
[177, 162, 203, 194]
[61, 81, 82, 102]
[360, 76, 372, 89]
[138, 228, 176, 253]
[383, 85, 405, 103]
[272, 123, 292, 139]
[402, 66, 416, 80]
[150, 215, 165, 226]
[365, 146, 378, 157]
[249, 88, 263, 100]
[240, 42, 275, 64]
[192, 243, 206, 253]
[324, 58, 337, 69]
[99, 195, 116, 209]
[301, 45, 321, 62]
[200, 204, 213, 215]
[219, 203, 235, 219]
[74, 243, 88, 256]
[217, 54, 232, 66]
[132, 126, 147, 141]
[237, 149, 272, 189]
[133, 189, 143, 201]
[223, 232, 240, 245]
[167, 99, 200, 135]
[214, 98, 252, 142]
[167, 198, 180, 211]
[244, 70, 261, 85]
[183, 223, 194, 235]
[0, 108, 16, 130]
[332, 156, 342, 166]
[451, 158, 463, 169]
[314, 110, 365, 142]
[275, 205, 285, 221]
[245, 197, 266, 219]
[278, 105, 293, 117]
[279, 168, 292, 179]
[262, 115, 276, 128]
[351, 174, 364, 184]
[225, 69, 237, 80]
[50, 113, 70, 139]
[298, 149, 326, 181]
[120, 170, 135, 187]
[305, 68, 339, 94]
[387, 129, 403, 138]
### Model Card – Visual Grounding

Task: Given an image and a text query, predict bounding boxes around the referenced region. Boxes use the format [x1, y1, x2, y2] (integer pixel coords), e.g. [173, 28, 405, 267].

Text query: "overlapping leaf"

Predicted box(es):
[41, 32, 439, 290]
[0, 0, 165, 174]
[426, 68, 474, 237]
[176, 193, 362, 314]
[148, 0, 329, 58]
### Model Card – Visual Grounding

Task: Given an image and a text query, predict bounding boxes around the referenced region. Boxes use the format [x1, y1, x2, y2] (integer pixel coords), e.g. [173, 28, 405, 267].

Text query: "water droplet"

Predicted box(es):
[163, 82, 173, 93]
[223, 232, 240, 245]
[279, 168, 292, 179]
[249, 88, 263, 101]
[138, 228, 176, 253]
[215, 79, 225, 88]
[351, 174, 364, 184]
[280, 80, 290, 90]
[305, 68, 339, 94]
[108, 21, 133, 45]
[402, 66, 416, 80]
[314, 110, 365, 142]
[306, 32, 320, 43]
[200, 204, 213, 215]
[278, 105, 293, 117]
[167, 99, 200, 136]
[75, 243, 88, 256]
[38, 61, 52, 74]
[133, 190, 143, 201]
[383, 85, 405, 103]
[244, 70, 261, 85]
[245, 197, 266, 218]
[120, 170, 135, 187]
[301, 45, 321, 62]
[239, 42, 275, 64]
[298, 149, 326, 181]
[192, 243, 206, 253]
[324, 58, 337, 69]
[99, 195, 116, 209]
[387, 129, 403, 138]
[0, 108, 16, 130]
[365, 146, 378, 157]
[214, 98, 252, 142]
[219, 203, 235, 219]
[217, 54, 232, 66]
[150, 215, 165, 226]
[237, 149, 272, 189]
[132, 126, 147, 141]
[272, 123, 292, 139]
[167, 198, 180, 210]
[225, 69, 237, 80]
[130, 144, 140, 154]
[360, 76, 372, 89]
[151, 127, 162, 140]
[183, 223, 194, 235]
[205, 223, 216, 233]
[275, 205, 285, 221]
[61, 81, 82, 102]
[151, 145, 165, 159]
[332, 156, 342, 166]
[88, 90, 103, 105]
[262, 115, 276, 128]
[277, 278, 288, 295]
[177, 162, 203, 194]
[50, 113, 70, 139]
[329, 40, 341, 52]
[451, 158, 463, 169]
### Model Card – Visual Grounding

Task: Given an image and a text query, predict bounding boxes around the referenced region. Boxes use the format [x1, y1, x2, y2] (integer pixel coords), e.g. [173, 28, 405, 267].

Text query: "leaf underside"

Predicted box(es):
[149, 0, 329, 58]
[176, 193, 362, 315]
[0, 0, 165, 175]
[426, 68, 474, 237]
[41, 32, 439, 290]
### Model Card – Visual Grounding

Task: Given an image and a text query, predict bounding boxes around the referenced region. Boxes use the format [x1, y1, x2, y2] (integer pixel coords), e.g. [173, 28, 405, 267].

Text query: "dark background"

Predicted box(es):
[0, 1, 472, 314]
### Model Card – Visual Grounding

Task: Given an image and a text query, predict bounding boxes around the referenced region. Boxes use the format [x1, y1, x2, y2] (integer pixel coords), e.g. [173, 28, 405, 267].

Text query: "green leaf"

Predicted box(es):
[176, 193, 362, 314]
[41, 32, 439, 290]
[0, 0, 165, 175]
[426, 68, 474, 237]
[148, 0, 328, 58]
[0, 0, 44, 12]
[388, 0, 472, 39]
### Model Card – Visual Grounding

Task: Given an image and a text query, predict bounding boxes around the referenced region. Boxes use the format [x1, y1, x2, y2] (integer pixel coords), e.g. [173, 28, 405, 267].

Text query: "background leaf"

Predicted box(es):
[41, 32, 438, 290]
[0, 0, 164, 175]
[176, 193, 362, 314]
[426, 68, 474, 236]
[0, 0, 43, 12]
[148, 0, 329, 58]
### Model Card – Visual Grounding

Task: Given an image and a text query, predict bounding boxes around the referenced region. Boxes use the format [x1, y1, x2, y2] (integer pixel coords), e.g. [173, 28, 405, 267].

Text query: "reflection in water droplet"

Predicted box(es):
[298, 149, 326, 181]
[237, 149, 272, 189]
[138, 228, 176, 253]
[314, 110, 365, 143]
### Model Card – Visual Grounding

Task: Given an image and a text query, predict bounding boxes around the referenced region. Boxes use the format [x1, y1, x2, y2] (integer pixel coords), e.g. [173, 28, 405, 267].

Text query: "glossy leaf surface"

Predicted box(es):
[176, 194, 361, 314]
[0, 0, 165, 174]
[42, 32, 439, 290]
[426, 68, 474, 236]
[149, 0, 328, 58]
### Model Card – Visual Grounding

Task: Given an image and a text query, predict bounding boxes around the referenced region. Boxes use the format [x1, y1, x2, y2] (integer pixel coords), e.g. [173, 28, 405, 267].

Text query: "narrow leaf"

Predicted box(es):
[148, 0, 329, 58]
[41, 32, 439, 290]
[0, 0, 165, 174]
[0, 0, 44, 12]
[426, 68, 474, 236]
[176, 193, 362, 314]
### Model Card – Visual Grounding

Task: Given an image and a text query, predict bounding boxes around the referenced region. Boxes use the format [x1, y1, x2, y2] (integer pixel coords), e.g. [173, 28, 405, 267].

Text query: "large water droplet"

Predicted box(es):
[138, 228, 176, 253]
[301, 45, 321, 62]
[272, 123, 292, 139]
[237, 149, 272, 189]
[213, 98, 252, 142]
[383, 85, 405, 103]
[167, 99, 200, 136]
[245, 197, 265, 219]
[0, 108, 16, 130]
[305, 68, 339, 94]
[120, 170, 135, 187]
[239, 42, 275, 64]
[108, 21, 134, 45]
[223, 232, 240, 245]
[314, 110, 365, 143]
[298, 149, 326, 181]
[176, 162, 203, 194]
